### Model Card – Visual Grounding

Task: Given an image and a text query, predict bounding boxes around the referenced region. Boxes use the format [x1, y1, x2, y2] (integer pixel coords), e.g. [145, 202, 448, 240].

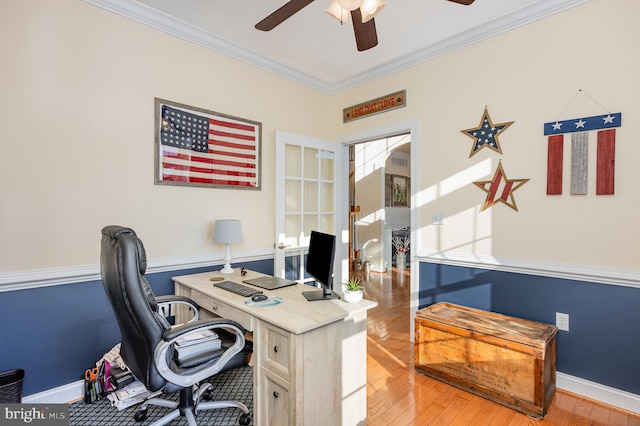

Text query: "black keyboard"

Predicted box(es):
[214, 280, 263, 297]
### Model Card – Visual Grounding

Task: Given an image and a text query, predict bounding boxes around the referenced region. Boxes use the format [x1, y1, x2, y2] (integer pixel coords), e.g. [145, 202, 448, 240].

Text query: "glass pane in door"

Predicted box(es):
[304, 147, 319, 179]
[285, 145, 301, 177]
[285, 180, 301, 212]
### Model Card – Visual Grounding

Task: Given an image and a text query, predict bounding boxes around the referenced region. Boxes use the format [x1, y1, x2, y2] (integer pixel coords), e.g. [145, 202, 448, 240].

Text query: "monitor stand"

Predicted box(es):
[302, 288, 340, 302]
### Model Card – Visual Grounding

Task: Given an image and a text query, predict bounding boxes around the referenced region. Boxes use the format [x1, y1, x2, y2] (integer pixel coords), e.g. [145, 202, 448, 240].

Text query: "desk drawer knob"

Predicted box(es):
[211, 305, 218, 311]
[273, 391, 279, 398]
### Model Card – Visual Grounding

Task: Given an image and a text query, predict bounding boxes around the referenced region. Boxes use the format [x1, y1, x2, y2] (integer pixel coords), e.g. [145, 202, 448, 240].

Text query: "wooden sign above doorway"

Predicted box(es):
[343, 90, 406, 123]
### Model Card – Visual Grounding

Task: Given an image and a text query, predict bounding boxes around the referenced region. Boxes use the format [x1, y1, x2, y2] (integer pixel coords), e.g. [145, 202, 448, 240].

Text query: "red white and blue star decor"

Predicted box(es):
[461, 107, 514, 157]
[473, 161, 530, 212]
[544, 112, 621, 195]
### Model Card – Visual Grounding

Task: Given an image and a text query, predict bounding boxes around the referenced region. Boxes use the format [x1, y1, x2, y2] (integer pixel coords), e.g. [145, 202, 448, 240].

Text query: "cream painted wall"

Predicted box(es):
[3, 0, 638, 275]
[0, 0, 331, 272]
[332, 0, 640, 270]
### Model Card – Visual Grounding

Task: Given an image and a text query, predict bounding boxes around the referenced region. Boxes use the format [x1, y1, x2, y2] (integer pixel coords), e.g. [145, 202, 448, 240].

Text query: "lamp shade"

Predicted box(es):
[360, 0, 385, 22]
[337, 0, 361, 11]
[213, 220, 243, 244]
[326, 0, 350, 23]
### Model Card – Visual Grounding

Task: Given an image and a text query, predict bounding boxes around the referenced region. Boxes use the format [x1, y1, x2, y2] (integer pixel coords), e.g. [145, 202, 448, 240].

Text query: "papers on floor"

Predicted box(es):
[175, 329, 221, 360]
[106, 380, 162, 411]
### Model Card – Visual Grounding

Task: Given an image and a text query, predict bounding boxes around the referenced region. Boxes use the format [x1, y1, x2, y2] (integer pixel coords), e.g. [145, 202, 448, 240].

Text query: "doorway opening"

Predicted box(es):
[348, 133, 411, 277]
[338, 118, 419, 341]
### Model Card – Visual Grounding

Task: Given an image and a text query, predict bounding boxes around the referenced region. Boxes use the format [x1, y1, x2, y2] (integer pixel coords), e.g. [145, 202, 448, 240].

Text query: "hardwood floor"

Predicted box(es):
[362, 268, 640, 426]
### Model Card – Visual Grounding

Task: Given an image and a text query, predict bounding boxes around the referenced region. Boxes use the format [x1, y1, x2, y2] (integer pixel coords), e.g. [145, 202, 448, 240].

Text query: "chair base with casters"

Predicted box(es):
[134, 382, 250, 426]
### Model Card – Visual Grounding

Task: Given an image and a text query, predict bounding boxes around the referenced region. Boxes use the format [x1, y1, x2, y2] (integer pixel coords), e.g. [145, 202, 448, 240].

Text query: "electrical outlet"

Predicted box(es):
[556, 312, 569, 332]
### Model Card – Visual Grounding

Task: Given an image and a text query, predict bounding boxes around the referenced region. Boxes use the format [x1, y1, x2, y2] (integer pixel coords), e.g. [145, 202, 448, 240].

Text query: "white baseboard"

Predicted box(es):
[557, 372, 640, 414]
[23, 380, 84, 404]
[26, 373, 639, 415]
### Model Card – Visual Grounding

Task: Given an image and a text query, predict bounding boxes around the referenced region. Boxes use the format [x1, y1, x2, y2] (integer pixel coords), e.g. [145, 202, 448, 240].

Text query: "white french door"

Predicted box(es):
[274, 131, 342, 285]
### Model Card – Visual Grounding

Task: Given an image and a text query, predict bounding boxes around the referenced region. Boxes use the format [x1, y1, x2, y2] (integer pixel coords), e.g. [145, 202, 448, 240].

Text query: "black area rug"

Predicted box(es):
[69, 366, 253, 426]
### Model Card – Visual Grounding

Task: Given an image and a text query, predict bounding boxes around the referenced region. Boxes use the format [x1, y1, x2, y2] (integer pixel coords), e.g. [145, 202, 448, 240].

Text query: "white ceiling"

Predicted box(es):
[83, 0, 589, 94]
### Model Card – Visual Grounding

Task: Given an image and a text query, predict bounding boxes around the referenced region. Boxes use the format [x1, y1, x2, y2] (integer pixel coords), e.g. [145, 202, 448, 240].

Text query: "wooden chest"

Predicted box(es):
[415, 302, 557, 419]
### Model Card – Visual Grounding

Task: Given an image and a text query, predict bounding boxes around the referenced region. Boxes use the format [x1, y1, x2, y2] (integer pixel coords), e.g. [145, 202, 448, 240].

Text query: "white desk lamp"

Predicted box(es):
[213, 219, 243, 274]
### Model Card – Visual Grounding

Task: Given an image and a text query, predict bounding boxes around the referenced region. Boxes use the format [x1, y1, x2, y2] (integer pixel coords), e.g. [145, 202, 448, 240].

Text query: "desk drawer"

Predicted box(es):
[260, 323, 291, 381]
[191, 290, 255, 332]
[260, 368, 291, 426]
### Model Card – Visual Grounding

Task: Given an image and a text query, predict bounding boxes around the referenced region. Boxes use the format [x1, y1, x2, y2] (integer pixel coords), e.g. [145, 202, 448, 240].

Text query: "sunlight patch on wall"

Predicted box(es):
[354, 135, 410, 183]
[418, 159, 495, 257]
[417, 159, 494, 207]
[447, 207, 493, 254]
[422, 206, 493, 255]
[357, 208, 385, 226]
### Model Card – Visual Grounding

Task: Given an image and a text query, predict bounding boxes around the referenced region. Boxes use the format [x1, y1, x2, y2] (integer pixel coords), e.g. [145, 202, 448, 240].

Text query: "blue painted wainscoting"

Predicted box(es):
[0, 260, 272, 398]
[418, 261, 640, 396]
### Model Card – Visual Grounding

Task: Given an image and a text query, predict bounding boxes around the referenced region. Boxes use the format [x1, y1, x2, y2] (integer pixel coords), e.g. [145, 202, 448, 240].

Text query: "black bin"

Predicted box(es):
[0, 369, 24, 403]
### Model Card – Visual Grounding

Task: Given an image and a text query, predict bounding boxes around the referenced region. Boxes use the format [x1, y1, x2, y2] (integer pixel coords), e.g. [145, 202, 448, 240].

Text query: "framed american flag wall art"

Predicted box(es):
[154, 98, 262, 190]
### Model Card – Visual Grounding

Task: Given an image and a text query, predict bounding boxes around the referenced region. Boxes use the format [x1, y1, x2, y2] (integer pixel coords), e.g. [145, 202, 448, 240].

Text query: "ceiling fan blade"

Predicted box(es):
[255, 0, 315, 31]
[351, 9, 378, 51]
[447, 0, 475, 5]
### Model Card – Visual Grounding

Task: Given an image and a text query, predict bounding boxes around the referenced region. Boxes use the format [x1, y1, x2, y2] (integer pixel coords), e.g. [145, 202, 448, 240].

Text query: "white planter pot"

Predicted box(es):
[396, 252, 407, 269]
[343, 289, 363, 303]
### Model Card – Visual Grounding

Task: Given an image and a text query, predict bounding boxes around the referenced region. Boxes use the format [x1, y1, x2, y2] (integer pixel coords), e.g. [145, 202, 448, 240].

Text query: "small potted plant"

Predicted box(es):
[342, 276, 363, 303]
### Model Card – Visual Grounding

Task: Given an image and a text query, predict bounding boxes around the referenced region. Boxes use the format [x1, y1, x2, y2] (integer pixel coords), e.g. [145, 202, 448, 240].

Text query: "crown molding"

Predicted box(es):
[82, 0, 591, 95]
[333, 0, 592, 92]
[81, 0, 334, 94]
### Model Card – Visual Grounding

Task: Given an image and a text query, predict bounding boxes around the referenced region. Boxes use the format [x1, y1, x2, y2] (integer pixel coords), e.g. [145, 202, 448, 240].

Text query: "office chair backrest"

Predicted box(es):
[100, 226, 169, 392]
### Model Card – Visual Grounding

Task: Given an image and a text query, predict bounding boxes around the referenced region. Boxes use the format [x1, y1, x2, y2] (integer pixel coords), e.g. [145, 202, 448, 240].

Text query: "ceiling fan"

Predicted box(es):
[255, 0, 475, 52]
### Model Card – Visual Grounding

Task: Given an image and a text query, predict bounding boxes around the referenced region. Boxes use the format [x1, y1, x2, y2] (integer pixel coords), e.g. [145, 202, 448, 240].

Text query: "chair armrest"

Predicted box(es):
[154, 319, 246, 388]
[156, 295, 200, 323]
[163, 318, 244, 342]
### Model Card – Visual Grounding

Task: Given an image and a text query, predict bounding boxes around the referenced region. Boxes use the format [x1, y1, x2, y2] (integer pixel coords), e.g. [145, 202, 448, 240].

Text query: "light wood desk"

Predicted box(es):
[173, 269, 377, 426]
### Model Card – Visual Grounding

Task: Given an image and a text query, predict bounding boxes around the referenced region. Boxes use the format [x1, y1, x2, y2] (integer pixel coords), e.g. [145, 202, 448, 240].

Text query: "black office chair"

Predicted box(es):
[100, 226, 252, 426]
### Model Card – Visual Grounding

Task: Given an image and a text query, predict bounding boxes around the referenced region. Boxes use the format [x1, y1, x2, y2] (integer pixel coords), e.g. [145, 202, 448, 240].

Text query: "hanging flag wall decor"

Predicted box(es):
[473, 161, 530, 212]
[461, 107, 514, 157]
[154, 98, 262, 190]
[543, 90, 621, 196]
[544, 112, 621, 195]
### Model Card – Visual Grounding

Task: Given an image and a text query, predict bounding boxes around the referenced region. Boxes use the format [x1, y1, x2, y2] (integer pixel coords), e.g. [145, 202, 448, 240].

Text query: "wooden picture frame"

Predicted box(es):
[154, 98, 262, 190]
[391, 175, 409, 207]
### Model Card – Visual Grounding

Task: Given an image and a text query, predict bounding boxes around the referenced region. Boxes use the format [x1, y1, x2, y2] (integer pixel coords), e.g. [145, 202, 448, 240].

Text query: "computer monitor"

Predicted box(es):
[302, 231, 340, 302]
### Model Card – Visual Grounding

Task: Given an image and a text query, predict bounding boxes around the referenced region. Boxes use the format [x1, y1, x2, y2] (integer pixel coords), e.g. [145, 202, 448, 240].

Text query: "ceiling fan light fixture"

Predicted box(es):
[359, 0, 385, 23]
[337, 0, 362, 11]
[326, 0, 350, 23]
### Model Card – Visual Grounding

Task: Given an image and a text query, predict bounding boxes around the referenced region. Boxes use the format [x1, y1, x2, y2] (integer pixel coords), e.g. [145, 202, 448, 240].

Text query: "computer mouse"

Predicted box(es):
[251, 293, 268, 302]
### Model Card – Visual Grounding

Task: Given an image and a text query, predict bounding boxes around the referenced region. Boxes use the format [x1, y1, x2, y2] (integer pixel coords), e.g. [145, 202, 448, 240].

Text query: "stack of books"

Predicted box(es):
[175, 329, 221, 361]
[106, 381, 162, 411]
[107, 366, 134, 390]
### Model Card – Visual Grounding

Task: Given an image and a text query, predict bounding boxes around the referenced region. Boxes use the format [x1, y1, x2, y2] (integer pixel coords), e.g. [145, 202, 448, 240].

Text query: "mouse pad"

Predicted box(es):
[244, 296, 283, 307]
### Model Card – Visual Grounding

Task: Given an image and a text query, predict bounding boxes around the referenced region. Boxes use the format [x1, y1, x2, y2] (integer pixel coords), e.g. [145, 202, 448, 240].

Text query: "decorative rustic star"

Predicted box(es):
[474, 161, 529, 211]
[461, 107, 514, 157]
